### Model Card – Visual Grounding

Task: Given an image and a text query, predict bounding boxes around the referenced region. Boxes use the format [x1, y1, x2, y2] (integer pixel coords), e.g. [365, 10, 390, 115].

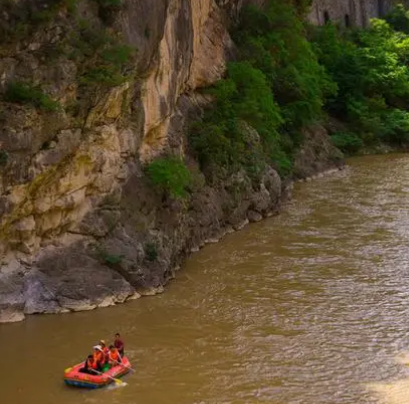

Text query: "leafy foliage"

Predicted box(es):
[70, 21, 135, 88]
[385, 3, 409, 34]
[312, 14, 409, 147]
[331, 132, 363, 154]
[190, 2, 332, 181]
[95, 245, 123, 266]
[0, 0, 69, 41]
[190, 62, 283, 180]
[190, 2, 409, 183]
[0, 150, 9, 167]
[146, 157, 192, 199]
[5, 82, 60, 111]
[234, 2, 335, 130]
[94, 0, 122, 24]
[144, 242, 158, 262]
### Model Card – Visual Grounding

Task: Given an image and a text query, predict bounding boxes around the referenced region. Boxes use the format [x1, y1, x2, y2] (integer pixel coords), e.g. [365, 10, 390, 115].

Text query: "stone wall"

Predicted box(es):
[308, 0, 400, 27]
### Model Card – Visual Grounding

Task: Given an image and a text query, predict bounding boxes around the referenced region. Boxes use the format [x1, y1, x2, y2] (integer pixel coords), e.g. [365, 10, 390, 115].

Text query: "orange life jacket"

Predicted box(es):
[102, 347, 109, 363]
[86, 359, 97, 370]
[109, 349, 121, 363]
[93, 351, 103, 365]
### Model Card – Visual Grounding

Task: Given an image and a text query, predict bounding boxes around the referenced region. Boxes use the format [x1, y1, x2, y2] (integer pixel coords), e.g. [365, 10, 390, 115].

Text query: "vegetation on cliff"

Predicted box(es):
[0, 0, 134, 122]
[146, 157, 192, 199]
[190, 1, 409, 187]
[1, 0, 408, 202]
[189, 1, 334, 180]
[312, 4, 409, 152]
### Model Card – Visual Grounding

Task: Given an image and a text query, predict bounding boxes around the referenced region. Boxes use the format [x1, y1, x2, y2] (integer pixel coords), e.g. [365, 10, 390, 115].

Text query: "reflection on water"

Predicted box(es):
[368, 352, 409, 404]
[2, 154, 409, 404]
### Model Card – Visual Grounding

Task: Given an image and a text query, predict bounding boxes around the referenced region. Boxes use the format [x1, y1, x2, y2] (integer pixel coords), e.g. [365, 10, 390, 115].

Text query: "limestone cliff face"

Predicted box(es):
[0, 0, 342, 322]
[138, 0, 234, 161]
[0, 0, 234, 256]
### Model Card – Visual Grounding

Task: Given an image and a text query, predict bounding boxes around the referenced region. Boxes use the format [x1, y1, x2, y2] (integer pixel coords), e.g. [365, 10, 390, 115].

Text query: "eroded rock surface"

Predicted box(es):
[0, 0, 344, 322]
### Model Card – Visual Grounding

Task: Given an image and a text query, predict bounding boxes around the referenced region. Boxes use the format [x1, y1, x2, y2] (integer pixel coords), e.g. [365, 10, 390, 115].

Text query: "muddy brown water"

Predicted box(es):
[3, 154, 409, 404]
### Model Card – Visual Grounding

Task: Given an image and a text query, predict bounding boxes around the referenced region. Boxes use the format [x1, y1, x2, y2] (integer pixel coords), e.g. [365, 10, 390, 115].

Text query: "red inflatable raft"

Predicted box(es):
[64, 357, 131, 388]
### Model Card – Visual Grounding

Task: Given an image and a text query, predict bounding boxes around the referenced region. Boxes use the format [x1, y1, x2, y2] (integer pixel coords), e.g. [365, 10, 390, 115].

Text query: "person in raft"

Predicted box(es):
[108, 345, 122, 367]
[114, 333, 125, 356]
[92, 345, 105, 371]
[79, 355, 98, 374]
[99, 340, 110, 370]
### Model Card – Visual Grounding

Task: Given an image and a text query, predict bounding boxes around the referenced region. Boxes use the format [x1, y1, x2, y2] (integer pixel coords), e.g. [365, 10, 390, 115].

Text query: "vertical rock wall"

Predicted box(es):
[0, 0, 344, 323]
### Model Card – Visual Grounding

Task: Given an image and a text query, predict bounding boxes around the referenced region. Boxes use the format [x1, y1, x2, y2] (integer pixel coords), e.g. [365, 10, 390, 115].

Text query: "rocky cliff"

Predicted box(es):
[0, 0, 342, 322]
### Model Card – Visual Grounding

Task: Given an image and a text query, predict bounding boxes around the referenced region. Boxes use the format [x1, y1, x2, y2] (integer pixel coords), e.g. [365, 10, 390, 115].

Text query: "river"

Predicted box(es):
[2, 154, 409, 404]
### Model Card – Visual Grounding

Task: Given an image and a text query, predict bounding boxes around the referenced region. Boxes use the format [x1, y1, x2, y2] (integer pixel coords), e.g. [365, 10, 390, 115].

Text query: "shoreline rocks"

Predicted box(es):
[0, 164, 345, 323]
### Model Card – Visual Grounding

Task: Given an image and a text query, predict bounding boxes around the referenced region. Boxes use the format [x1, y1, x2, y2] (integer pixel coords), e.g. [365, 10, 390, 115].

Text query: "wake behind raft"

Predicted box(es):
[64, 357, 131, 389]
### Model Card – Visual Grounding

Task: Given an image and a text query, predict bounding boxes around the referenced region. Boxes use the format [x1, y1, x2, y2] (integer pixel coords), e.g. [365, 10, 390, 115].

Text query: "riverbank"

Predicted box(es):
[0, 124, 344, 323]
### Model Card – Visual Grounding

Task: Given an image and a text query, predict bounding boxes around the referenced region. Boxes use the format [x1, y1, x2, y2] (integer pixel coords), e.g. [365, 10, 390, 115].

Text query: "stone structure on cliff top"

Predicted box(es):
[309, 0, 406, 27]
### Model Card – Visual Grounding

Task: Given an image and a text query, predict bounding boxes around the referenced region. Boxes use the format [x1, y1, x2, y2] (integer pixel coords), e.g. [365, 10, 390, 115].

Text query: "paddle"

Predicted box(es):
[90, 368, 124, 385]
[112, 358, 135, 373]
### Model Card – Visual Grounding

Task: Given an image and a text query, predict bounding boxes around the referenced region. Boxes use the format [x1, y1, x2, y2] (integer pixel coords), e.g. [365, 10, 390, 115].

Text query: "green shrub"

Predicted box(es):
[385, 3, 409, 33]
[146, 157, 192, 199]
[70, 22, 135, 89]
[4, 82, 59, 111]
[144, 242, 158, 262]
[80, 66, 126, 87]
[382, 108, 409, 144]
[101, 45, 134, 65]
[312, 10, 409, 149]
[102, 253, 123, 266]
[61, 15, 136, 123]
[189, 62, 284, 180]
[0, 150, 9, 167]
[270, 150, 293, 176]
[94, 0, 122, 24]
[234, 3, 336, 130]
[331, 132, 363, 154]
[188, 1, 409, 182]
[96, 247, 123, 266]
[65, 0, 79, 13]
[189, 2, 338, 181]
[0, 0, 66, 41]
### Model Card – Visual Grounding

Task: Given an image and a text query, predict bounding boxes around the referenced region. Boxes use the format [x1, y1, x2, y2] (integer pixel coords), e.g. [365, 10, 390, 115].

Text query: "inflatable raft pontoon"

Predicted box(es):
[64, 357, 131, 388]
